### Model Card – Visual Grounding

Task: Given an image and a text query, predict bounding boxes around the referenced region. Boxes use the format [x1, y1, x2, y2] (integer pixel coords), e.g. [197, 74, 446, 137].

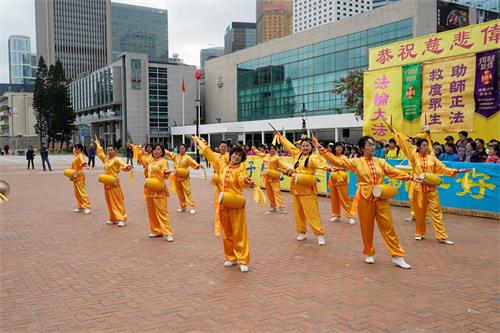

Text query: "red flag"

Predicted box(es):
[181, 78, 185, 93]
[194, 68, 201, 80]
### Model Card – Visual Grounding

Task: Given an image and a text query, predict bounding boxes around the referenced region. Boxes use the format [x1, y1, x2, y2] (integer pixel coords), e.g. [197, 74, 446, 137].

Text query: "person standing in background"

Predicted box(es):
[40, 143, 52, 171]
[87, 144, 96, 168]
[456, 131, 468, 161]
[126, 143, 134, 166]
[3, 144, 9, 155]
[26, 146, 35, 169]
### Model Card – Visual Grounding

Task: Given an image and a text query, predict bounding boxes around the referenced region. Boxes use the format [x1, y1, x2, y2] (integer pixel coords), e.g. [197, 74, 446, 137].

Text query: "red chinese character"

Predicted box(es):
[429, 113, 442, 125]
[450, 31, 474, 50]
[374, 93, 389, 106]
[450, 111, 465, 124]
[376, 48, 394, 65]
[372, 123, 388, 136]
[397, 43, 417, 60]
[370, 108, 387, 121]
[374, 75, 390, 89]
[422, 37, 444, 55]
[481, 23, 500, 45]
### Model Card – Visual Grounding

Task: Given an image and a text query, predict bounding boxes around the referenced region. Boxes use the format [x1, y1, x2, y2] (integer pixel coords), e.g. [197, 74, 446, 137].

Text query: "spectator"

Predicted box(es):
[386, 138, 403, 159]
[486, 144, 500, 164]
[3, 144, 9, 155]
[433, 142, 443, 157]
[464, 141, 483, 163]
[456, 131, 468, 161]
[475, 138, 488, 162]
[87, 144, 96, 168]
[246, 145, 255, 155]
[374, 141, 385, 158]
[383, 143, 390, 157]
[348, 146, 359, 159]
[26, 146, 35, 169]
[126, 143, 134, 166]
[439, 142, 459, 161]
[40, 143, 52, 171]
[445, 135, 454, 145]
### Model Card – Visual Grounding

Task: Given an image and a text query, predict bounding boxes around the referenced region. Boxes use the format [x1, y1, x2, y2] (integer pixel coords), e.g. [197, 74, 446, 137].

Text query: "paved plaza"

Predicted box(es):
[0, 155, 498, 332]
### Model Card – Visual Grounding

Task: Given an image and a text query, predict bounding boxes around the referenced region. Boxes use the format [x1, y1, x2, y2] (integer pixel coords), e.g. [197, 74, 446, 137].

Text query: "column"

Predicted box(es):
[261, 131, 265, 143]
[335, 128, 339, 142]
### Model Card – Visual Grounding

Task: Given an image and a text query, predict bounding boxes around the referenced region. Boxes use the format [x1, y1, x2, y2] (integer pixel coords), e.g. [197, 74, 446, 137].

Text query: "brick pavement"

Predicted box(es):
[0, 156, 499, 332]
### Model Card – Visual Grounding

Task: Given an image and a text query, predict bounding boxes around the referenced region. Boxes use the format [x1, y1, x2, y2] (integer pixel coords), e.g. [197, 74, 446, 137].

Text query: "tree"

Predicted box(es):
[332, 71, 364, 120]
[33, 57, 49, 147]
[47, 60, 76, 150]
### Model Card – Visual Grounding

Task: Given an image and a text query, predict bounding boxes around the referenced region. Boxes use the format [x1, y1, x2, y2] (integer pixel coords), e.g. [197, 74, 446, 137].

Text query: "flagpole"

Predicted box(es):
[182, 76, 185, 144]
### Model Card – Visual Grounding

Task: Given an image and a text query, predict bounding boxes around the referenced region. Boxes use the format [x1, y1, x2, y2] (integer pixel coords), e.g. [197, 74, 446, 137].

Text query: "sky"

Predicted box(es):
[0, 0, 256, 82]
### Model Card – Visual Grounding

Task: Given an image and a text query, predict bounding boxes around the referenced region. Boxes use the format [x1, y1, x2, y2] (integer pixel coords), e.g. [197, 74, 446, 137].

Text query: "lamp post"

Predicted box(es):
[301, 103, 307, 139]
[195, 98, 200, 163]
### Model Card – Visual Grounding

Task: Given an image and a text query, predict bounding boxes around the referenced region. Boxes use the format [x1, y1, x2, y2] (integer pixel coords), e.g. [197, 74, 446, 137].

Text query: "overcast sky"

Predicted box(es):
[0, 0, 256, 82]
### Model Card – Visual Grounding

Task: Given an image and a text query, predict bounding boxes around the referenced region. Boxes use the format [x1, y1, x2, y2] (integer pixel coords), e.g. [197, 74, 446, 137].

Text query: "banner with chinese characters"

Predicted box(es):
[363, 67, 403, 140]
[369, 20, 500, 70]
[475, 50, 499, 118]
[421, 55, 476, 132]
[244, 156, 499, 216]
[402, 64, 422, 121]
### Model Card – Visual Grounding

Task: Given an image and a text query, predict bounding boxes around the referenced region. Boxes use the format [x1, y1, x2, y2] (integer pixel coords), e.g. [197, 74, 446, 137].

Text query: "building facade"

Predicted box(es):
[69, 53, 196, 148]
[201, 0, 446, 144]
[257, 0, 293, 43]
[0, 92, 38, 150]
[111, 3, 169, 62]
[35, 0, 112, 81]
[200, 47, 224, 68]
[8, 36, 36, 85]
[375, 0, 499, 12]
[293, 0, 373, 33]
[224, 22, 257, 54]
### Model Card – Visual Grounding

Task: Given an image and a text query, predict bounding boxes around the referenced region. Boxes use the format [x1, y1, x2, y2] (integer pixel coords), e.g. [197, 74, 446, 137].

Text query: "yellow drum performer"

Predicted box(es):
[391, 126, 468, 245]
[138, 144, 174, 241]
[319, 136, 419, 269]
[277, 132, 330, 245]
[252, 144, 288, 214]
[95, 138, 132, 227]
[327, 143, 355, 225]
[165, 143, 205, 214]
[66, 143, 91, 214]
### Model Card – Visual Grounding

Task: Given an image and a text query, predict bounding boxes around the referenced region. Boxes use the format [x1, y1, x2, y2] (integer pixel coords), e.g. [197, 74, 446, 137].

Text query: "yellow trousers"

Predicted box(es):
[413, 190, 448, 240]
[146, 196, 172, 236]
[175, 178, 195, 209]
[265, 180, 284, 208]
[293, 194, 324, 235]
[330, 184, 353, 218]
[357, 198, 405, 257]
[73, 179, 90, 209]
[104, 185, 127, 222]
[219, 207, 250, 264]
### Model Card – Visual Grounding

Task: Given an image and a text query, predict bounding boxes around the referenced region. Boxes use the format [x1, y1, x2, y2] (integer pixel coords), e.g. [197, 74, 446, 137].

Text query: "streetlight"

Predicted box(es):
[195, 98, 201, 163]
[301, 103, 307, 139]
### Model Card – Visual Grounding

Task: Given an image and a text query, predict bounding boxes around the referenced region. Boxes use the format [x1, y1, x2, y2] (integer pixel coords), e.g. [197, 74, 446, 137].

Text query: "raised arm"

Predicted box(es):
[116, 157, 131, 172]
[193, 136, 220, 171]
[164, 150, 176, 161]
[433, 157, 458, 177]
[187, 155, 201, 169]
[278, 133, 300, 156]
[318, 148, 355, 172]
[391, 128, 420, 174]
[381, 160, 413, 181]
[95, 140, 107, 163]
[252, 147, 266, 158]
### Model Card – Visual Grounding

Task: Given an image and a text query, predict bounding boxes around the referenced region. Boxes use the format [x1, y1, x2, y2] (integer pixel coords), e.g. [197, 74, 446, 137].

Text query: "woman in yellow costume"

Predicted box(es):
[390, 127, 468, 245]
[202, 145, 254, 273]
[137, 143, 154, 200]
[193, 137, 230, 229]
[252, 144, 288, 214]
[277, 132, 330, 245]
[319, 136, 419, 269]
[164, 143, 204, 214]
[95, 139, 132, 227]
[137, 144, 174, 241]
[68, 143, 91, 214]
[327, 142, 355, 225]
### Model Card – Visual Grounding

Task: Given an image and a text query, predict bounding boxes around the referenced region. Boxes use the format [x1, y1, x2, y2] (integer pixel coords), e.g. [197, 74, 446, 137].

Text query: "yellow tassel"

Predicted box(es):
[462, 169, 472, 192]
[0, 193, 8, 203]
[203, 168, 207, 180]
[132, 145, 139, 160]
[253, 186, 267, 206]
[169, 174, 177, 193]
[129, 168, 134, 184]
[272, 133, 279, 146]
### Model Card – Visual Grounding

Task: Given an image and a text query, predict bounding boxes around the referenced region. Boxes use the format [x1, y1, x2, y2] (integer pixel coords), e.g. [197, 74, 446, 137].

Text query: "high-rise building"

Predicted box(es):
[224, 22, 257, 54]
[8, 36, 36, 85]
[256, 0, 293, 43]
[35, 0, 112, 81]
[111, 3, 169, 62]
[200, 47, 224, 68]
[293, 0, 373, 33]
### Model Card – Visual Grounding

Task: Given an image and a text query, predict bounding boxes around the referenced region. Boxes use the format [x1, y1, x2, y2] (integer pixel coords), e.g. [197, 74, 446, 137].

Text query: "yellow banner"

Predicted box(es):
[421, 55, 476, 132]
[369, 20, 500, 70]
[363, 67, 402, 140]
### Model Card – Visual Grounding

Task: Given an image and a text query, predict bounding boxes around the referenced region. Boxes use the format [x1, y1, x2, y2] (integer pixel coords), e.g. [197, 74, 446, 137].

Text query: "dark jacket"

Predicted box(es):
[26, 149, 35, 159]
[40, 146, 49, 158]
[88, 147, 96, 158]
